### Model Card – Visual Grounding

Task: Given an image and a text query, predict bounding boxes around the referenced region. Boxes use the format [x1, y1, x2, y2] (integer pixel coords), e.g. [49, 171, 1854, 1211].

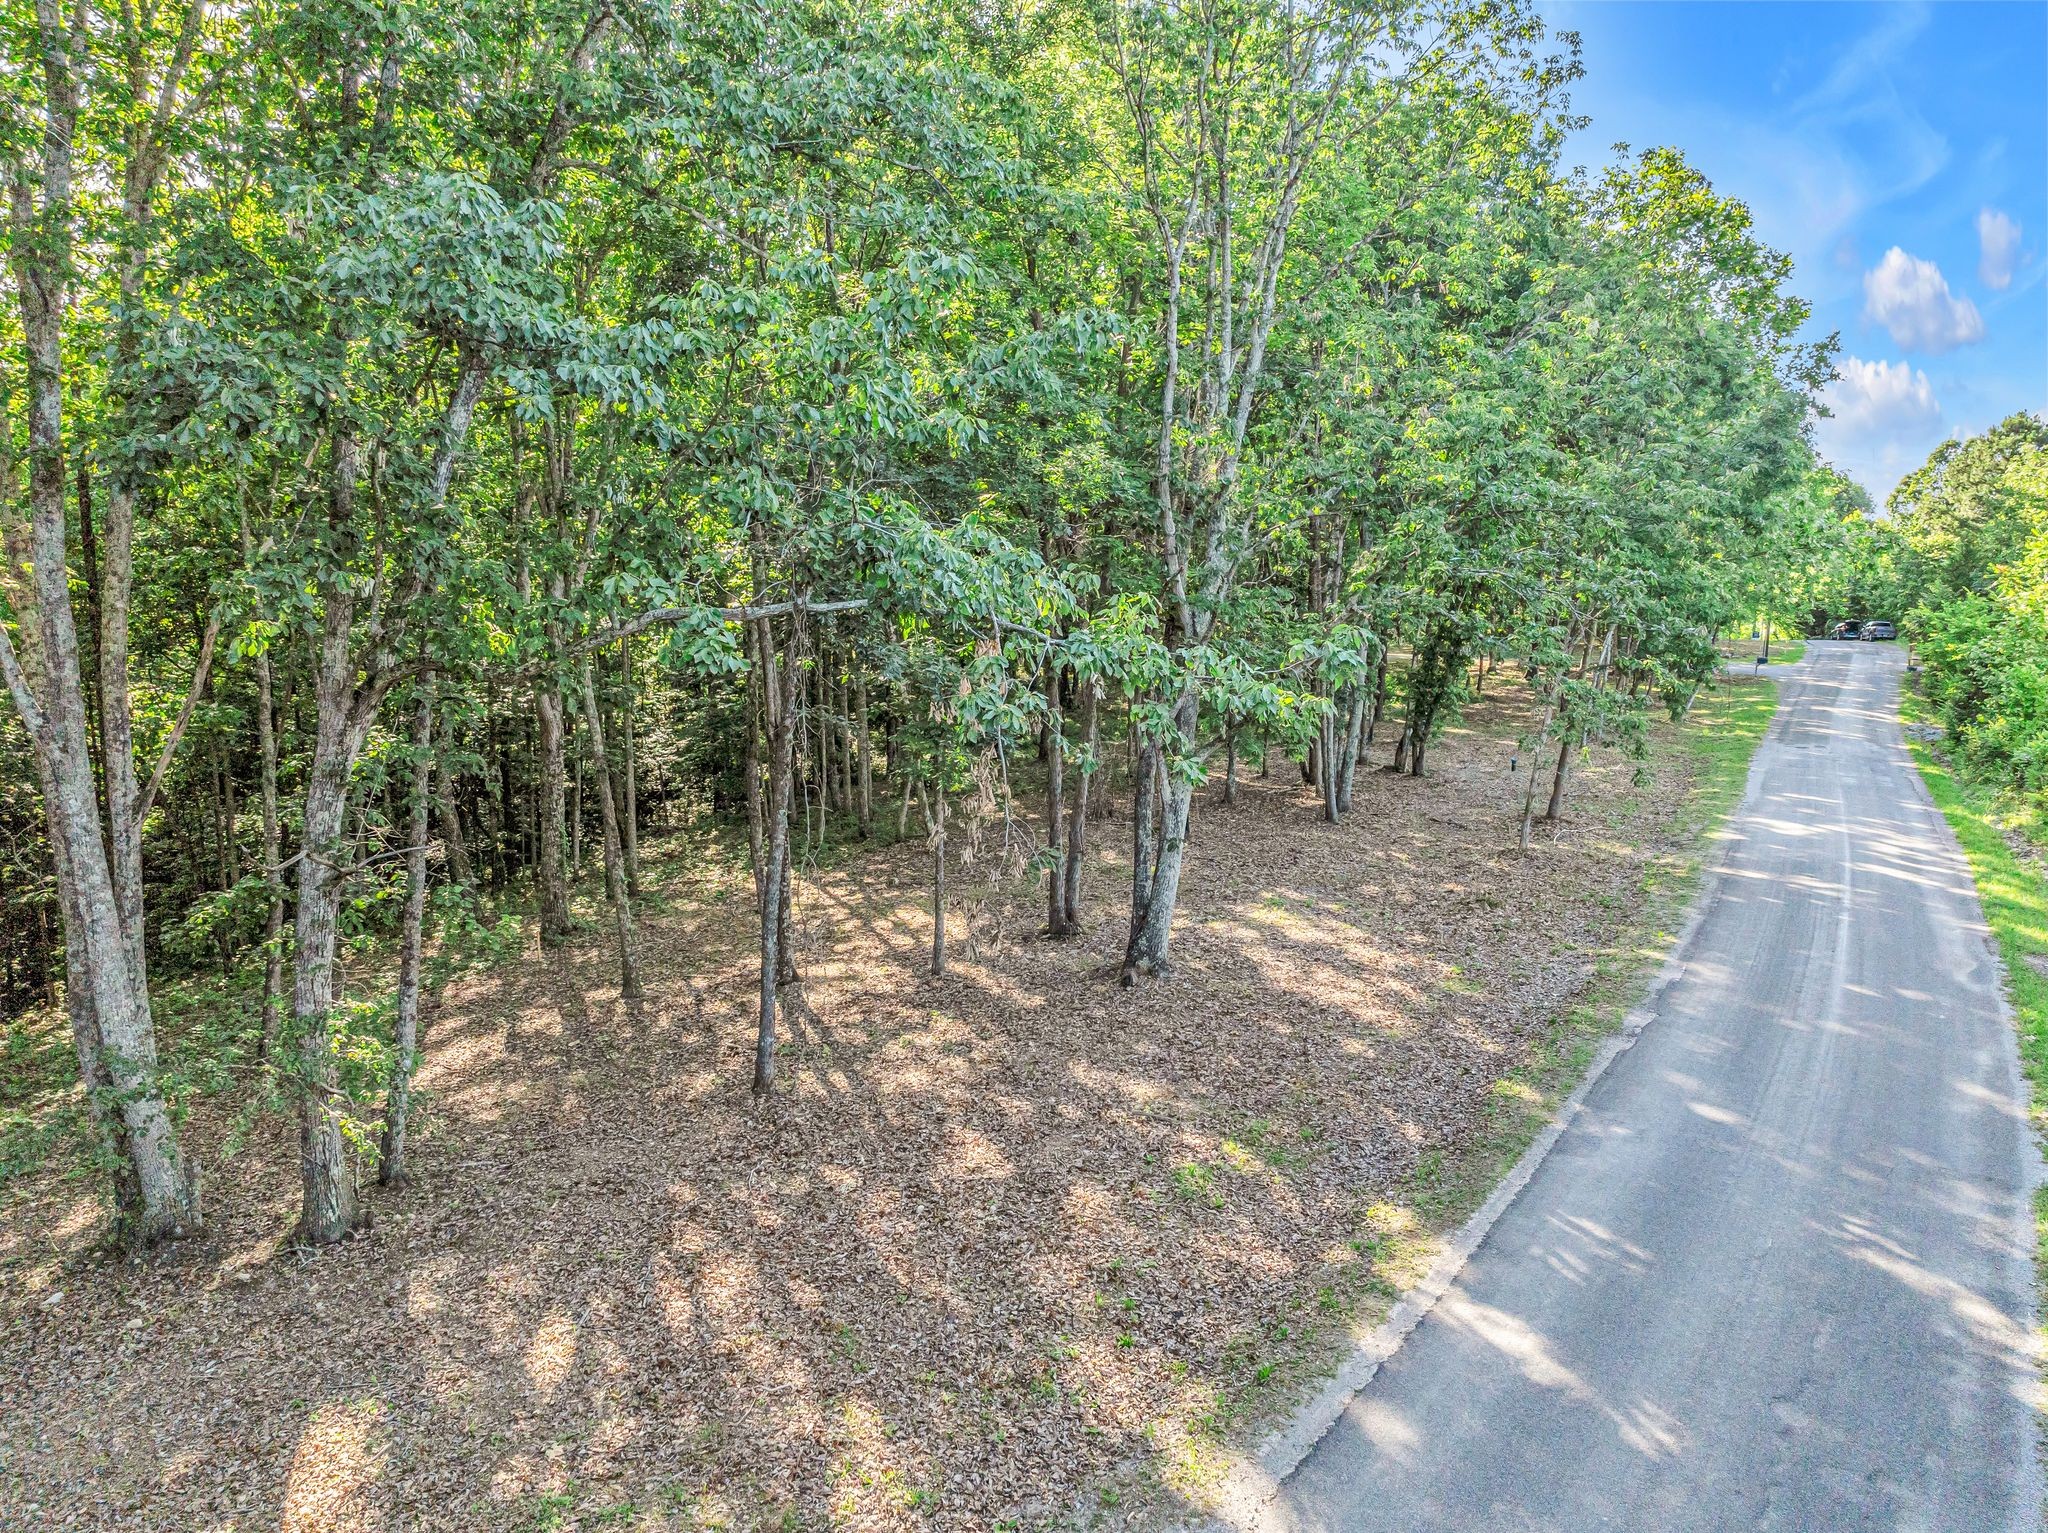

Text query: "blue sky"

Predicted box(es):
[1537, 0, 2047, 501]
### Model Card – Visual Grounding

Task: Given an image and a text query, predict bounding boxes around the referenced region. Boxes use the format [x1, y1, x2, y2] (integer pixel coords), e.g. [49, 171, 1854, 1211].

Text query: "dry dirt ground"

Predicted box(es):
[0, 682, 1761, 1532]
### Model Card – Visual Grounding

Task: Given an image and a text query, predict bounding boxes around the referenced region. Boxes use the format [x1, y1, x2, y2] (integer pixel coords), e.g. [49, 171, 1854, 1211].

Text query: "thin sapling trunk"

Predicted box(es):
[380, 697, 434, 1185]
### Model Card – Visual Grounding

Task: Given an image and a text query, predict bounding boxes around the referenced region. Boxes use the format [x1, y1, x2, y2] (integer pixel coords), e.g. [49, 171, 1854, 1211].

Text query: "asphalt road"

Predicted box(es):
[1275, 641, 2042, 1532]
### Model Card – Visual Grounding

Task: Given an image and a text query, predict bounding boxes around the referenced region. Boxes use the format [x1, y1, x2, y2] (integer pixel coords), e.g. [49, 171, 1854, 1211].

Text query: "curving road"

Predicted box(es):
[1275, 641, 2043, 1531]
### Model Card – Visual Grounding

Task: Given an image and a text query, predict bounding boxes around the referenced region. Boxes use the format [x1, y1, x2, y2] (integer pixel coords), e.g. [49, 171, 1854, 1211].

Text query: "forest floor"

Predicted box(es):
[0, 677, 1775, 1533]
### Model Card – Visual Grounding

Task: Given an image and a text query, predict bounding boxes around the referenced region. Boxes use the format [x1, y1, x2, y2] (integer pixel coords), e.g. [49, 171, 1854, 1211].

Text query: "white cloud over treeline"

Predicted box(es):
[1862, 247, 1983, 351]
[1814, 355, 1951, 500]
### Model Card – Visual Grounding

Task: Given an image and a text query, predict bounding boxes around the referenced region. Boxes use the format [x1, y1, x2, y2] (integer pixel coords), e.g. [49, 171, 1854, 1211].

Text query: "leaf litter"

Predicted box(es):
[0, 685, 1753, 1531]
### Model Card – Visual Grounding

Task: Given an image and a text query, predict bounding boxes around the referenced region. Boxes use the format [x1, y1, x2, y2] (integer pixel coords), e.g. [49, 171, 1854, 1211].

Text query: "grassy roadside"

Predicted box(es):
[1721, 636, 1805, 667]
[1897, 682, 2048, 1272]
[1149, 675, 1781, 1518]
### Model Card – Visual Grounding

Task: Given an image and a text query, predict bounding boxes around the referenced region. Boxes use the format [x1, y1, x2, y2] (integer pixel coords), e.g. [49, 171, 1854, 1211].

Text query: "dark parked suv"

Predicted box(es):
[1861, 621, 1896, 641]
[1829, 621, 1861, 640]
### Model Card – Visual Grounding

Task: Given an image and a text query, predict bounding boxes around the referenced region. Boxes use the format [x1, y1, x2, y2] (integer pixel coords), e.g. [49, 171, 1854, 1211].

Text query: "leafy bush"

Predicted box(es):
[1912, 442, 2048, 807]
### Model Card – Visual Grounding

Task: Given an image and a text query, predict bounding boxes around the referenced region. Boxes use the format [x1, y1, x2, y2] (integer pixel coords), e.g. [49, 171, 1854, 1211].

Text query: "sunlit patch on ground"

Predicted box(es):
[0, 683, 1766, 1530]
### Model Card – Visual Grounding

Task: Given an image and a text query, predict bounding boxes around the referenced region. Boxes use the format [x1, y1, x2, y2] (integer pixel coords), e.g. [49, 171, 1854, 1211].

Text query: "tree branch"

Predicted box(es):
[133, 612, 220, 826]
[564, 596, 868, 661]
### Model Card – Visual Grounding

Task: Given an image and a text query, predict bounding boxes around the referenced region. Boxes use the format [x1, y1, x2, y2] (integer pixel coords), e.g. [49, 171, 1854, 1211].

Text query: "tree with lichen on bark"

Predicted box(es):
[0, 0, 256, 1243]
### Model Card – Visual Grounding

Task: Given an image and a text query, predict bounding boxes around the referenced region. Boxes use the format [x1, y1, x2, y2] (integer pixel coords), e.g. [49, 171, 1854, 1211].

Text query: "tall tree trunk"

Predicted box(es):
[570, 723, 583, 877]
[1222, 712, 1238, 806]
[379, 697, 434, 1185]
[1061, 677, 1097, 929]
[219, 724, 240, 952]
[292, 496, 368, 1247]
[1045, 664, 1074, 937]
[579, 658, 641, 1001]
[753, 610, 802, 1097]
[1336, 678, 1370, 815]
[619, 639, 639, 896]
[96, 465, 198, 1221]
[535, 681, 571, 943]
[1549, 625, 1617, 824]
[254, 643, 286, 1060]
[1405, 646, 1442, 778]
[854, 666, 873, 839]
[0, 9, 220, 1240]
[1, 253, 197, 1245]
[435, 754, 474, 890]
[835, 665, 855, 815]
[776, 815, 799, 986]
[22, 741, 145, 1227]
[926, 778, 948, 975]
[1519, 700, 1558, 854]
[1319, 701, 1341, 823]
[293, 351, 488, 1246]
[76, 461, 109, 821]
[743, 635, 767, 909]
[1124, 740, 1160, 974]
[812, 655, 831, 815]
[1544, 736, 1572, 822]
[1121, 690, 1196, 982]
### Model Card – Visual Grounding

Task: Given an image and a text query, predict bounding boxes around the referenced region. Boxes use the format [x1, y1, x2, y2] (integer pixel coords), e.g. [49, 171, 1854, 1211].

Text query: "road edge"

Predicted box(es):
[1185, 675, 1789, 1533]
[1894, 670, 2048, 1514]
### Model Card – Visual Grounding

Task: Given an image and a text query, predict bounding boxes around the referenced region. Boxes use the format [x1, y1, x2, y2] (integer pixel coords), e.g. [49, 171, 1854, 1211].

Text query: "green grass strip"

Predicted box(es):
[1899, 686, 2048, 1269]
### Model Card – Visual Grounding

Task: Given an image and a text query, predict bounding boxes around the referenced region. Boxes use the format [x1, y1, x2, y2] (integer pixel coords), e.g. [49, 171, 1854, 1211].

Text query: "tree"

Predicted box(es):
[0, 0, 1843, 1249]
[1093, 0, 1571, 978]
[0, 0, 241, 1242]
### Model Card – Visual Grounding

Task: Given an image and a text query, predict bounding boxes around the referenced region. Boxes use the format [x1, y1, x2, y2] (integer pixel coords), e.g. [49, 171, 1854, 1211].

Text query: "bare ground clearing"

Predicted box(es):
[0, 680, 1768, 1532]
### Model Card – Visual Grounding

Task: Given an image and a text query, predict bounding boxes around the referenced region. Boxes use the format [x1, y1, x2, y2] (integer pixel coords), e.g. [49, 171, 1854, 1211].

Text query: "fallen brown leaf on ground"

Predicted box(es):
[0, 686, 1746, 1532]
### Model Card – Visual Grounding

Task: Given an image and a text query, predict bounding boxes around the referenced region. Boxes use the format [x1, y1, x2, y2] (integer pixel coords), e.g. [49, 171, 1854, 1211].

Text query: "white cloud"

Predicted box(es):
[1814, 355, 1947, 500]
[1861, 247, 1984, 351]
[1977, 207, 2021, 291]
[1823, 355, 1941, 434]
[1546, 2, 1950, 314]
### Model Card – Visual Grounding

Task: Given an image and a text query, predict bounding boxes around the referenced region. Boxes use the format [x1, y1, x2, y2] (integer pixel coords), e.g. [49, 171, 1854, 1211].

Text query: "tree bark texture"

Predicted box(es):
[619, 639, 639, 896]
[1044, 664, 1073, 937]
[535, 681, 571, 942]
[752, 610, 802, 1096]
[2, 203, 197, 1244]
[927, 778, 948, 976]
[1121, 690, 1197, 982]
[579, 658, 641, 1002]
[379, 697, 434, 1185]
[1061, 677, 1096, 931]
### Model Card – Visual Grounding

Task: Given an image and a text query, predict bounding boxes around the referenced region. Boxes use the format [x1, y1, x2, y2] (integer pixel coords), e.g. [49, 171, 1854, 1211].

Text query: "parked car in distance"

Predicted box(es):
[1829, 621, 1861, 640]
[1861, 621, 1896, 641]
